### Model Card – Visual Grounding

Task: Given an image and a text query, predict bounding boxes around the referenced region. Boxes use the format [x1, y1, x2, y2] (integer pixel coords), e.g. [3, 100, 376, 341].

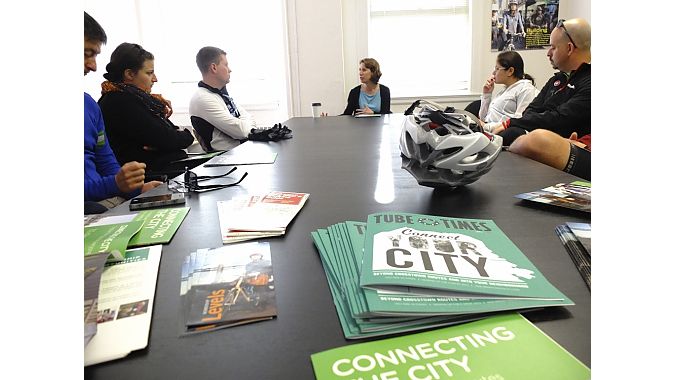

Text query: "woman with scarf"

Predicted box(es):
[98, 43, 194, 176]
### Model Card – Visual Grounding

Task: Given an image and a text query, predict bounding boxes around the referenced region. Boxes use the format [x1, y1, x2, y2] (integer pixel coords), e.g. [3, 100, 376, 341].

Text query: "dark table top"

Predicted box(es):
[85, 114, 591, 379]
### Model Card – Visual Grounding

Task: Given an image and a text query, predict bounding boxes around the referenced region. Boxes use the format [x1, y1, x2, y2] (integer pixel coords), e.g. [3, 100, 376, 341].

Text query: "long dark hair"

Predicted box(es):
[496, 51, 535, 86]
[103, 42, 154, 82]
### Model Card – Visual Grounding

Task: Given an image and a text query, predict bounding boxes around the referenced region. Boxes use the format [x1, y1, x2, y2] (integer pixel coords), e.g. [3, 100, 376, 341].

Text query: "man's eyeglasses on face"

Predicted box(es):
[168, 167, 248, 193]
[556, 19, 578, 49]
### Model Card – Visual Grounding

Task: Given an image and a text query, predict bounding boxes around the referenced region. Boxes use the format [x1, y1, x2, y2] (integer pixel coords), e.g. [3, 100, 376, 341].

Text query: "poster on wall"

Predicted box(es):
[491, 0, 560, 52]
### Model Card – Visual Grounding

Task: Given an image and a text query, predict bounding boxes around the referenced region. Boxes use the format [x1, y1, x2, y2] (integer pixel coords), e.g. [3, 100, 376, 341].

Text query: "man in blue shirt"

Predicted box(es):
[84, 12, 160, 211]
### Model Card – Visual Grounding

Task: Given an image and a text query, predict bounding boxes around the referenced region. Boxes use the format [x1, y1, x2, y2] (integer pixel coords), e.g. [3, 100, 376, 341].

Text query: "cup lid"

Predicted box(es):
[312, 102, 322, 106]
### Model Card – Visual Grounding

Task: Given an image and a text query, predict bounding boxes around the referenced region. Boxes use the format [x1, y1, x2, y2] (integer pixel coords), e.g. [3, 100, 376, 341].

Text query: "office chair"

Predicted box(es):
[190, 116, 216, 152]
[464, 99, 482, 119]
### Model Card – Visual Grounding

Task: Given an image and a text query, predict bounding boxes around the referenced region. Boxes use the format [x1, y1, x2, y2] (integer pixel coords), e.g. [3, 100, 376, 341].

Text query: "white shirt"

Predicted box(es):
[189, 87, 256, 151]
[479, 79, 539, 132]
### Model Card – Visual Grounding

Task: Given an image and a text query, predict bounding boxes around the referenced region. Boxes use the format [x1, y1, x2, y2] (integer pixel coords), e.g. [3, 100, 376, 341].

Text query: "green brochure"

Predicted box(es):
[312, 219, 573, 340]
[311, 313, 590, 380]
[84, 221, 144, 261]
[128, 207, 190, 247]
[360, 212, 569, 301]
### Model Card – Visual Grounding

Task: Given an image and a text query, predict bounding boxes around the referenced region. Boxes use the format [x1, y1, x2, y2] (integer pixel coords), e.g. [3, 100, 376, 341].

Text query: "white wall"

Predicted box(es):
[286, 0, 347, 117]
[289, 0, 591, 116]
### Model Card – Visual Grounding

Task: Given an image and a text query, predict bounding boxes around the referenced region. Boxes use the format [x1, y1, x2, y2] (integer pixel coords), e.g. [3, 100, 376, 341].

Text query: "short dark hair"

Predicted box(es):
[103, 42, 154, 82]
[496, 51, 535, 85]
[85, 12, 107, 44]
[196, 46, 227, 75]
[360, 58, 382, 84]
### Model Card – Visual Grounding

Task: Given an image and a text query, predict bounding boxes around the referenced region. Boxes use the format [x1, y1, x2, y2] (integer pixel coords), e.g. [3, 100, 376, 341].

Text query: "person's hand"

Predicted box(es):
[115, 161, 147, 193]
[141, 181, 163, 193]
[493, 121, 507, 134]
[356, 106, 374, 115]
[164, 99, 173, 117]
[568, 132, 587, 148]
[320, 112, 329, 117]
[483, 75, 495, 94]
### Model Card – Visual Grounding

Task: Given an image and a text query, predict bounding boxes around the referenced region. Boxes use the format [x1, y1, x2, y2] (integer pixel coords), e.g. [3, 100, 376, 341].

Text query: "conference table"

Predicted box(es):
[85, 114, 591, 379]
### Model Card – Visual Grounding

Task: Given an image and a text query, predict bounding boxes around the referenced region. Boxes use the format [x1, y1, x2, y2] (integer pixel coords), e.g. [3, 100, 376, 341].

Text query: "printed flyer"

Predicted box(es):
[360, 213, 568, 301]
[311, 313, 590, 380]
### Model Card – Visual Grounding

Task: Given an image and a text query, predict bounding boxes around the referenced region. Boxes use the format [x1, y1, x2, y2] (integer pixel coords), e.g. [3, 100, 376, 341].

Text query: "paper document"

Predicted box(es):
[84, 245, 162, 366]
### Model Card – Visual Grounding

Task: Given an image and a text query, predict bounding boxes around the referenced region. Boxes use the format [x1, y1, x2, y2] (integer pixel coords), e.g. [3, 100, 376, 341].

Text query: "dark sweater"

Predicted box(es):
[509, 63, 591, 138]
[98, 91, 194, 173]
[342, 84, 392, 115]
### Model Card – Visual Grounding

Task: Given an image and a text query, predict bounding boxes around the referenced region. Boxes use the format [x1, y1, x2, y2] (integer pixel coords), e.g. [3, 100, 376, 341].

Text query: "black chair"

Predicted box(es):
[190, 116, 216, 152]
[464, 99, 481, 119]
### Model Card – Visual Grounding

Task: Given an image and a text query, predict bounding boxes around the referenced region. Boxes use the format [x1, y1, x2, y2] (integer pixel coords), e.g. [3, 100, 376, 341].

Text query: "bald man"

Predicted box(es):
[492, 18, 591, 146]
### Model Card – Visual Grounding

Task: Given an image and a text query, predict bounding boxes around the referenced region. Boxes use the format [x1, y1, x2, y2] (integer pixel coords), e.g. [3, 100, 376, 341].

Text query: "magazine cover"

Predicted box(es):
[312, 222, 571, 340]
[180, 242, 277, 333]
[515, 181, 591, 212]
[360, 212, 569, 301]
[311, 313, 590, 380]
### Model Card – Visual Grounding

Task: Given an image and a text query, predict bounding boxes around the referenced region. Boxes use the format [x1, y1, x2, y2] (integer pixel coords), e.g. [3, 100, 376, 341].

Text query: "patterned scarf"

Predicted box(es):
[101, 81, 173, 119]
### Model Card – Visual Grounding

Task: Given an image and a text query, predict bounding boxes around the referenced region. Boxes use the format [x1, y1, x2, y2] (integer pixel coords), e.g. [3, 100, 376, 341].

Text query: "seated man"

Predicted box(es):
[84, 12, 161, 211]
[189, 46, 256, 151]
[509, 129, 590, 180]
[492, 18, 591, 146]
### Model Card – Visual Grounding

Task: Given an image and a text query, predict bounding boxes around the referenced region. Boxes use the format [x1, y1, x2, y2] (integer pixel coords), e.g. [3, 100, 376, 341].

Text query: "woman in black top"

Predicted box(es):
[341, 58, 391, 116]
[98, 42, 194, 174]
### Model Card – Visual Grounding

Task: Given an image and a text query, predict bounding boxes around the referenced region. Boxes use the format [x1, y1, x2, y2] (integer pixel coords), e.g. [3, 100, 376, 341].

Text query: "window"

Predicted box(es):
[367, 0, 471, 98]
[84, 0, 288, 125]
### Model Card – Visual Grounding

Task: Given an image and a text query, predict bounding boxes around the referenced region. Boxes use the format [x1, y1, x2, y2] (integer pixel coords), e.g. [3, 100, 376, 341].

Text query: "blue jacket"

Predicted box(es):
[84, 92, 139, 201]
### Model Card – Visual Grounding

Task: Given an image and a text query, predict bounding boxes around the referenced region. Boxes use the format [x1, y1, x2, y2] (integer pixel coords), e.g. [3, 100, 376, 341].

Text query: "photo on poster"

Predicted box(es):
[491, 0, 560, 51]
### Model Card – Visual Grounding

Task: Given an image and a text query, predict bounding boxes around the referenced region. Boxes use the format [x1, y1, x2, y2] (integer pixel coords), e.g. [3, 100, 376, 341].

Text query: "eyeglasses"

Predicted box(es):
[168, 166, 248, 193]
[493, 66, 507, 72]
[556, 19, 578, 49]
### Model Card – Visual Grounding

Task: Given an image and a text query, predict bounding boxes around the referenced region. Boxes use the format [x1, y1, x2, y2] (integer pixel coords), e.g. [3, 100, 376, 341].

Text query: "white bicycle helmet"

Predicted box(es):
[399, 100, 502, 188]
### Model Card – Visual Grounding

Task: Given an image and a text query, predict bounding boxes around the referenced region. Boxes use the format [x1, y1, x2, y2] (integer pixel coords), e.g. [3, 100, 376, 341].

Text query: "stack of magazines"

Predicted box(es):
[179, 242, 277, 334]
[555, 222, 591, 289]
[515, 180, 591, 212]
[217, 191, 309, 243]
[311, 212, 573, 339]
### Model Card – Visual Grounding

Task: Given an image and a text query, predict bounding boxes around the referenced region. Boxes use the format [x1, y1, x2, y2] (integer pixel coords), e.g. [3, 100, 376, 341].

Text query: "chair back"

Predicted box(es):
[190, 116, 216, 152]
[464, 99, 481, 118]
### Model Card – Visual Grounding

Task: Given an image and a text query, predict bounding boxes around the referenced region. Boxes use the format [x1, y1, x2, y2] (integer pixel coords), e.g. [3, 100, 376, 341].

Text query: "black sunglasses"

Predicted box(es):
[556, 19, 577, 49]
[169, 167, 248, 193]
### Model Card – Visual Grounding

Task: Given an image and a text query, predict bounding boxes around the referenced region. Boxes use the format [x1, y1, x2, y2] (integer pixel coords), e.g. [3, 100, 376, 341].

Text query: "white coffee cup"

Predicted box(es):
[311, 102, 322, 118]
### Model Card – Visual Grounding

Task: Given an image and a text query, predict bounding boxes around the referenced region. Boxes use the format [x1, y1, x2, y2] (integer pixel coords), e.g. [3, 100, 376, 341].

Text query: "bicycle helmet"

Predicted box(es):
[399, 100, 502, 188]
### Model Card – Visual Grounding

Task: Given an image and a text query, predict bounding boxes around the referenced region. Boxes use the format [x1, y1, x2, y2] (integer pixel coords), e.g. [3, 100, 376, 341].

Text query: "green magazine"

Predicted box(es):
[360, 212, 568, 301]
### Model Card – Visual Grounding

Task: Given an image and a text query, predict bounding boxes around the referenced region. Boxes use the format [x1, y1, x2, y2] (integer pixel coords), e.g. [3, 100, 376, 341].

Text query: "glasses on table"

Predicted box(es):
[168, 166, 248, 193]
[556, 19, 577, 49]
